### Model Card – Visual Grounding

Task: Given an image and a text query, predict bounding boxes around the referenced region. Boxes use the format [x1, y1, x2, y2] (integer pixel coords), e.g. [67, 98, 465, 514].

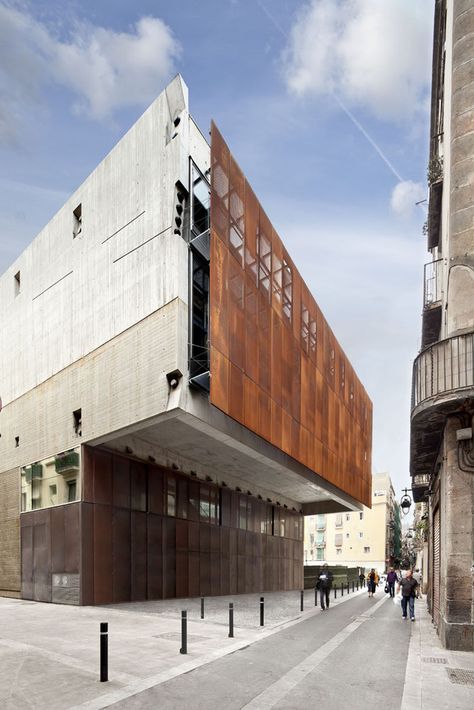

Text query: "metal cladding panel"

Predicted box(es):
[113, 507, 131, 603]
[210, 123, 372, 507]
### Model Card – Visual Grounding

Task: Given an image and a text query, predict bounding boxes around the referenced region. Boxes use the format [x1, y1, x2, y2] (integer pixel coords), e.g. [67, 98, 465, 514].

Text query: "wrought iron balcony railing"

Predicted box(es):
[412, 331, 474, 410]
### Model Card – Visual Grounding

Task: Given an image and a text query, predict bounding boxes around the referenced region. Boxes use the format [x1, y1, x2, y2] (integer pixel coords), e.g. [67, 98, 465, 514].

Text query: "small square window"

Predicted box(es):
[364, 546, 371, 553]
[15, 436, 19, 447]
[346, 532, 350, 538]
[345, 513, 350, 521]
[14, 271, 21, 296]
[359, 532, 363, 538]
[359, 512, 364, 520]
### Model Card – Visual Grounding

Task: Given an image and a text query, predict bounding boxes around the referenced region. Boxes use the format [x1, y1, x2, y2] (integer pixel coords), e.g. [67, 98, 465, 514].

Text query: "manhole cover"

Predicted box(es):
[153, 632, 210, 643]
[422, 657, 447, 664]
[446, 668, 474, 686]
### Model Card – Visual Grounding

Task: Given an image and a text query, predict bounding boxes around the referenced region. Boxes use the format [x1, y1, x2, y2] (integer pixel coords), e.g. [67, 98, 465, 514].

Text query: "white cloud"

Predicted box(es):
[390, 180, 426, 218]
[283, 0, 432, 121]
[0, 5, 180, 142]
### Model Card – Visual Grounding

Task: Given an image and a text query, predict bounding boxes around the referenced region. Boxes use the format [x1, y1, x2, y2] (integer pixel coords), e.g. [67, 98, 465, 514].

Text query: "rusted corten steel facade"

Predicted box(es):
[210, 124, 372, 508]
[20, 447, 303, 603]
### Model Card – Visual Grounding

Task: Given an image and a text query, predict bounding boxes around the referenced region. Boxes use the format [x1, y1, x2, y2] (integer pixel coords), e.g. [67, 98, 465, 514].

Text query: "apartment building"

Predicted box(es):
[410, 0, 474, 650]
[304, 473, 400, 572]
[0, 75, 372, 605]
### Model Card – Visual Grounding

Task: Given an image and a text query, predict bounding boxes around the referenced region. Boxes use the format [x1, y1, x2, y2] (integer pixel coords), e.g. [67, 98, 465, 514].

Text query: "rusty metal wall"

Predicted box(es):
[210, 123, 372, 507]
[80, 446, 303, 604]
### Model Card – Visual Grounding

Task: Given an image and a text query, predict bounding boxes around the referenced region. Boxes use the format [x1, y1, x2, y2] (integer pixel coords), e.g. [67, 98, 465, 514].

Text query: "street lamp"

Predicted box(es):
[400, 488, 412, 516]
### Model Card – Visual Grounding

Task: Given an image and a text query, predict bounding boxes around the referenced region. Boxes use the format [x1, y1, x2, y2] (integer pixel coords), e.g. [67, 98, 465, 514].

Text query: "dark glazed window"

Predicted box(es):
[258, 230, 271, 300]
[67, 480, 77, 502]
[166, 477, 176, 517]
[191, 165, 210, 236]
[282, 258, 292, 322]
[190, 252, 210, 378]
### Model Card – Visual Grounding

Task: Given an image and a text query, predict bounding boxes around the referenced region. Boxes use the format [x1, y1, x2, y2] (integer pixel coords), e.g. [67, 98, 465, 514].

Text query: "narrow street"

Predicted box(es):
[111, 593, 408, 709]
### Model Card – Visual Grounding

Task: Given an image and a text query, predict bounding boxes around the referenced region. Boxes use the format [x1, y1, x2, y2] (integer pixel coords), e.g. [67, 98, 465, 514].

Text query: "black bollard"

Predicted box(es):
[229, 602, 234, 638]
[352, 581, 354, 593]
[180, 610, 187, 654]
[347, 583, 350, 594]
[300, 590, 304, 612]
[357, 581, 359, 591]
[334, 585, 337, 599]
[341, 583, 344, 596]
[260, 596, 264, 627]
[314, 585, 318, 607]
[201, 597, 205, 620]
[100, 622, 108, 683]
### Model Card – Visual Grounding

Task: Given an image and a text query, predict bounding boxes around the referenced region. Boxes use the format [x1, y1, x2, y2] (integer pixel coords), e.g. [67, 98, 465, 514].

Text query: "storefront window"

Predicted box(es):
[21, 448, 81, 512]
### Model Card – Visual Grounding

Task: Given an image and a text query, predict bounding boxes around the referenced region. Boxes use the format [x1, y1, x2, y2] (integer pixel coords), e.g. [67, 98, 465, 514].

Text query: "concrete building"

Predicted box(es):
[304, 473, 400, 572]
[0, 75, 372, 606]
[410, 0, 474, 650]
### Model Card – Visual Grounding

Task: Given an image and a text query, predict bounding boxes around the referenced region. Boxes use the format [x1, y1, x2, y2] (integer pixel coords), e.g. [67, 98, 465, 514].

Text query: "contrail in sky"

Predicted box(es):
[256, 0, 405, 184]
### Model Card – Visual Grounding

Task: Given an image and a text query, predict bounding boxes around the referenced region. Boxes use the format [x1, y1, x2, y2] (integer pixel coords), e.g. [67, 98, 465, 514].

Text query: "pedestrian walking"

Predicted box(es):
[397, 568, 419, 621]
[359, 571, 365, 587]
[367, 568, 377, 597]
[316, 563, 333, 611]
[386, 567, 398, 598]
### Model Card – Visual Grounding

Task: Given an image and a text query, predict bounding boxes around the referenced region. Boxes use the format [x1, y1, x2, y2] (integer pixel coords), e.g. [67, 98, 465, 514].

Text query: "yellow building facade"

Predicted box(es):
[304, 473, 399, 573]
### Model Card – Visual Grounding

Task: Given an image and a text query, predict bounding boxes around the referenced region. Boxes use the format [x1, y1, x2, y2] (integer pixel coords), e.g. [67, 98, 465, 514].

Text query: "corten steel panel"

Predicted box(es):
[176, 550, 189, 598]
[20, 520, 33, 600]
[148, 465, 164, 515]
[131, 511, 147, 601]
[80, 503, 94, 605]
[131, 461, 147, 512]
[51, 506, 65, 574]
[187, 550, 200, 597]
[210, 124, 372, 507]
[93, 504, 113, 604]
[113, 507, 131, 602]
[64, 504, 80, 574]
[93, 449, 113, 505]
[147, 514, 163, 600]
[113, 455, 130, 509]
[33, 512, 52, 603]
[163, 518, 176, 599]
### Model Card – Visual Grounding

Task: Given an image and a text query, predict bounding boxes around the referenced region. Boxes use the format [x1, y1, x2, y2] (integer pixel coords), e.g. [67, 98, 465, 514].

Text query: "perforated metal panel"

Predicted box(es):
[210, 123, 372, 506]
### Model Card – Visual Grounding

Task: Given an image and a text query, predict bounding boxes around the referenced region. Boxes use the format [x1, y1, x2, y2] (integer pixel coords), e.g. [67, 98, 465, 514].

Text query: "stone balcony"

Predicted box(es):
[410, 330, 474, 500]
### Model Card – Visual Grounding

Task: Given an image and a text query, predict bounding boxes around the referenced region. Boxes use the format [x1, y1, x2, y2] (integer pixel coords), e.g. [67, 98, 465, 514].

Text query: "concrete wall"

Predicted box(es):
[0, 300, 184, 474]
[0, 469, 21, 597]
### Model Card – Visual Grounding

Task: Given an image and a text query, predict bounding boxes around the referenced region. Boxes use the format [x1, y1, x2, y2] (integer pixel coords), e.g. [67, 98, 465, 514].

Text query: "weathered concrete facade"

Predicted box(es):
[410, 0, 474, 651]
[0, 76, 372, 605]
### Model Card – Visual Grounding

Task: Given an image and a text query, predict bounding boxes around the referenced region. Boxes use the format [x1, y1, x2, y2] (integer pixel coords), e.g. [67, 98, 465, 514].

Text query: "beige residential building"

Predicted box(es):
[304, 473, 401, 573]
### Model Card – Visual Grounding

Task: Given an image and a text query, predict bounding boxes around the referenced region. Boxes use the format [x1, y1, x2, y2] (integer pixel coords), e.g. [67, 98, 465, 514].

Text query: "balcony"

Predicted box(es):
[421, 259, 443, 349]
[423, 259, 443, 308]
[55, 451, 80, 474]
[411, 330, 474, 495]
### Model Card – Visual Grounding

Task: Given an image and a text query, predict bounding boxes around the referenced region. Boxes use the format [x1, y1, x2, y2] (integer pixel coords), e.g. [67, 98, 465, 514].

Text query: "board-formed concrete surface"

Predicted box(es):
[0, 589, 473, 709]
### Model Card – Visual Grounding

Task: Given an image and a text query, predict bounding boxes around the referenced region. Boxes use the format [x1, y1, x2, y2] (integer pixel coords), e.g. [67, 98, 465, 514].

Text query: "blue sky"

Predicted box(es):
[0, 0, 433, 502]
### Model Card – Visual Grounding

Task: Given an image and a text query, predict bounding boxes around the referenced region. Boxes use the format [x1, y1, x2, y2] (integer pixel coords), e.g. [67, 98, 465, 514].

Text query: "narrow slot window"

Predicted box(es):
[73, 204, 82, 238]
[73, 409, 82, 436]
[14, 271, 21, 296]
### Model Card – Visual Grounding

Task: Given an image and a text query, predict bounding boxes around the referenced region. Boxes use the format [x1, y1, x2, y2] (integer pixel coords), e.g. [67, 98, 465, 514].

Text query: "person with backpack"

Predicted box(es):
[367, 568, 377, 597]
[316, 564, 333, 611]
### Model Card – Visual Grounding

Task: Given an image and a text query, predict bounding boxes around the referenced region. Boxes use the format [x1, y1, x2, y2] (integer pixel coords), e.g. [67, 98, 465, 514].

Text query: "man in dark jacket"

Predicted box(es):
[317, 564, 333, 611]
[397, 569, 419, 621]
[386, 567, 398, 597]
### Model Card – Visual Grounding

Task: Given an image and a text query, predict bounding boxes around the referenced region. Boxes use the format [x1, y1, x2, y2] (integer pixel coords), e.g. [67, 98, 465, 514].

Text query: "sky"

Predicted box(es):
[0, 0, 433, 506]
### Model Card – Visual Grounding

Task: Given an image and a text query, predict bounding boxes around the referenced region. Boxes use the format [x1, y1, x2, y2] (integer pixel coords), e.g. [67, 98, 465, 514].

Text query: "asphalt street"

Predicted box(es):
[111, 592, 409, 709]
